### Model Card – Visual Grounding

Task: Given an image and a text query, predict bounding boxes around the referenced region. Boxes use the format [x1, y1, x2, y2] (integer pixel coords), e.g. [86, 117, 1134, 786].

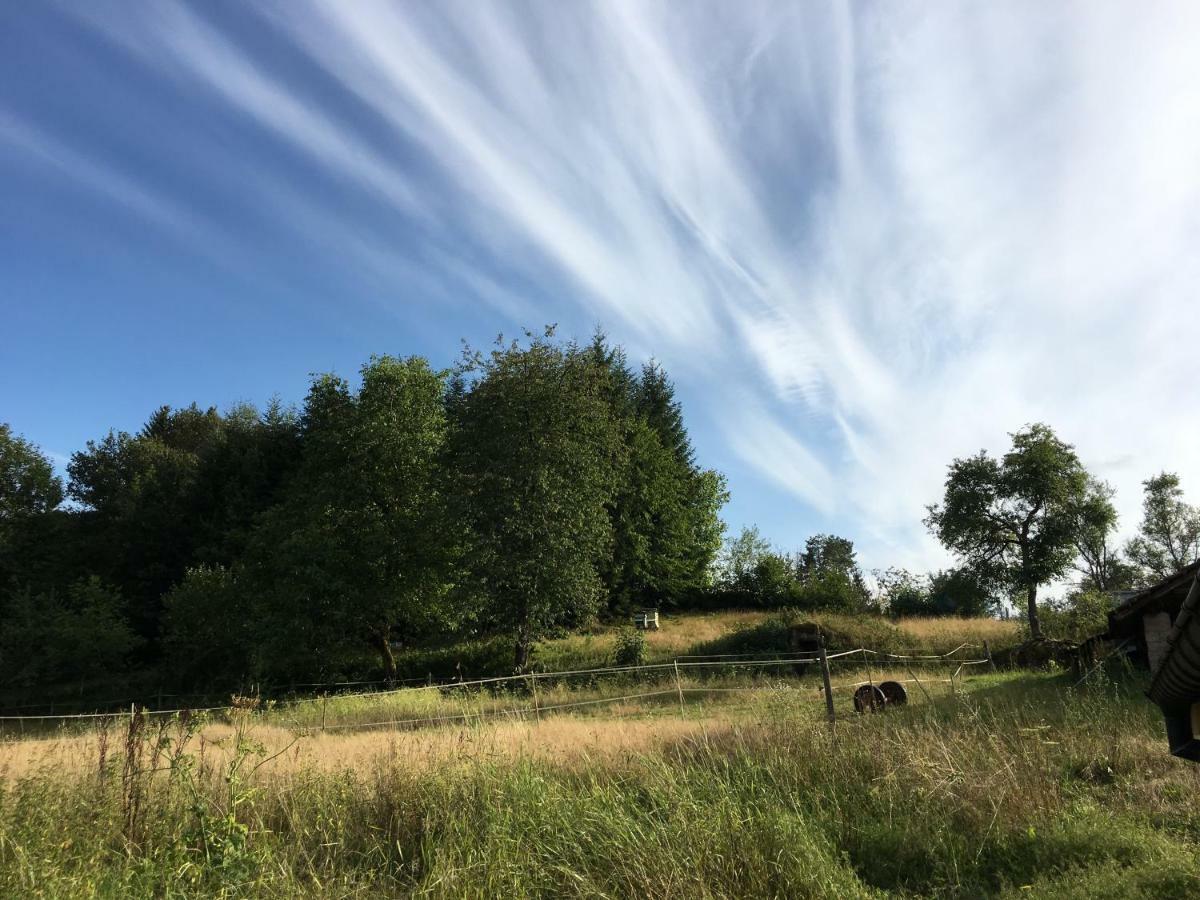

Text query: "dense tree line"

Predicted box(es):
[5, 369, 1197, 694]
[0, 330, 727, 690]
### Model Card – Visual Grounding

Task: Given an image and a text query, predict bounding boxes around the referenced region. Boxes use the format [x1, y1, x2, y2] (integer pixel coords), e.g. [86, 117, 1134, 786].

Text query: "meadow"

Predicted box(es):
[2, 614, 1197, 899]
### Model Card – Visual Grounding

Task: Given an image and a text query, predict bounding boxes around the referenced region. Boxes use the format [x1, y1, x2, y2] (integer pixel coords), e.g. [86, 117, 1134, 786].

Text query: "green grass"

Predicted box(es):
[391, 610, 1021, 681]
[3, 666, 1199, 898]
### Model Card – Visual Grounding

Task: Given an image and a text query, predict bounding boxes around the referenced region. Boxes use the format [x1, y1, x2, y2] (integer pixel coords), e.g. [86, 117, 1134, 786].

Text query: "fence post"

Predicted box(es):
[819, 639, 836, 726]
[321, 693, 328, 733]
[529, 673, 541, 723]
[673, 659, 686, 719]
[984, 641, 997, 673]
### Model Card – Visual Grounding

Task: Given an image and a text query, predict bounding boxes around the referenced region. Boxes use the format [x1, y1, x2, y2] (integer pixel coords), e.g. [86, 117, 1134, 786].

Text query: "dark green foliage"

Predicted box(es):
[612, 627, 647, 667]
[65, 403, 303, 640]
[2, 331, 730, 695]
[0, 577, 141, 686]
[590, 334, 727, 613]
[1033, 589, 1113, 644]
[243, 357, 453, 681]
[447, 330, 622, 671]
[0, 424, 65, 587]
[925, 423, 1094, 639]
[0, 423, 63, 521]
[713, 526, 870, 611]
[161, 566, 251, 689]
[926, 567, 1000, 617]
[1124, 472, 1200, 583]
[880, 567, 1000, 617]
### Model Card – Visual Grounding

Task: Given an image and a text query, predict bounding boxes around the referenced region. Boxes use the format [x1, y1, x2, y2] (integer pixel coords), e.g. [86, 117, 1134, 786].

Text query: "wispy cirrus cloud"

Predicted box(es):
[10, 0, 1200, 570]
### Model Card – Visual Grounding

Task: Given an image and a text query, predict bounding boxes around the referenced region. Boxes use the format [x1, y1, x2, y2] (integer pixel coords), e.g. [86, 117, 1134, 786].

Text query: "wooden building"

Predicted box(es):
[1108, 561, 1200, 760]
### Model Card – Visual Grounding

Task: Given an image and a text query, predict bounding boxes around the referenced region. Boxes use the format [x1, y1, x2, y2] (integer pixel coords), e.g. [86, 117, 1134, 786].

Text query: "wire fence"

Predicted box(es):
[0, 642, 993, 739]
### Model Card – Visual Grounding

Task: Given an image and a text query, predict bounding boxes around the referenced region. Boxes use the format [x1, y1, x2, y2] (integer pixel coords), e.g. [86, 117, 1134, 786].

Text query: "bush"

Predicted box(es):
[1029, 590, 1111, 644]
[613, 627, 647, 667]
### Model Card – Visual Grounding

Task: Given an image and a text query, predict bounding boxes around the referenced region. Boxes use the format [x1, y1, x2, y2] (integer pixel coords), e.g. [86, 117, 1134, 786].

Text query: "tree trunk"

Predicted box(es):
[373, 630, 397, 682]
[514, 635, 531, 674]
[1026, 582, 1041, 641]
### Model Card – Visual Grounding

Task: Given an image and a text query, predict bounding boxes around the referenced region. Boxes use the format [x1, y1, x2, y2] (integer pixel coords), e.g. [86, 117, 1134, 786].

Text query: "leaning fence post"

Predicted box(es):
[819, 638, 836, 726]
[673, 659, 686, 719]
[984, 641, 997, 673]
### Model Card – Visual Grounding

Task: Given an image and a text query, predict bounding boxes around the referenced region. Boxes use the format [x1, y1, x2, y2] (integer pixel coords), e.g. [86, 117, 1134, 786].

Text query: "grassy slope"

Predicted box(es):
[396, 610, 1021, 679]
[3, 666, 1199, 898]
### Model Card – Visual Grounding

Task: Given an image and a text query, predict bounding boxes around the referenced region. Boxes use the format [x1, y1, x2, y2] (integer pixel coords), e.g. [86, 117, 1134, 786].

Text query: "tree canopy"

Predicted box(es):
[925, 423, 1093, 639]
[1125, 472, 1200, 583]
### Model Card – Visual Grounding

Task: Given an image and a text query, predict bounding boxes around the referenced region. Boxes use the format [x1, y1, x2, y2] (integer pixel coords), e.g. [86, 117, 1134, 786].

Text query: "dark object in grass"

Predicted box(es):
[879, 680, 908, 706]
[853, 684, 886, 713]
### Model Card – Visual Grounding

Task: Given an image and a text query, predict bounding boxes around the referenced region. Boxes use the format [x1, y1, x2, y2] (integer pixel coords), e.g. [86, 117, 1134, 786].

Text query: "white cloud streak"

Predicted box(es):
[18, 0, 1200, 568]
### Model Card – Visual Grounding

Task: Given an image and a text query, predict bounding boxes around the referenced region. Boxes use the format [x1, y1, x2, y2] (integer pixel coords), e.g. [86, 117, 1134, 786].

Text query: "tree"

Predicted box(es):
[925, 424, 1092, 640]
[66, 403, 302, 646]
[795, 534, 870, 611]
[161, 565, 251, 688]
[1068, 477, 1137, 594]
[447, 330, 621, 671]
[1125, 472, 1200, 583]
[1036, 589, 1112, 644]
[246, 357, 452, 681]
[0, 423, 63, 522]
[0, 577, 141, 687]
[876, 568, 932, 617]
[717, 525, 773, 592]
[589, 336, 727, 612]
[926, 567, 999, 617]
[0, 424, 66, 585]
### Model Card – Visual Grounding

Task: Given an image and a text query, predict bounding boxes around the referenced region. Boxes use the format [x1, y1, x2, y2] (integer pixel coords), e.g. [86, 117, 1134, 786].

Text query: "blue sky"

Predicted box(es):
[3, 1, 1199, 574]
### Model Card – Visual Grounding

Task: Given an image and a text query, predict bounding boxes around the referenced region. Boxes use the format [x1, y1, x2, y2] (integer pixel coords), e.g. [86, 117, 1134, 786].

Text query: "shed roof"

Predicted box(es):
[1148, 568, 1200, 710]
[1108, 560, 1200, 636]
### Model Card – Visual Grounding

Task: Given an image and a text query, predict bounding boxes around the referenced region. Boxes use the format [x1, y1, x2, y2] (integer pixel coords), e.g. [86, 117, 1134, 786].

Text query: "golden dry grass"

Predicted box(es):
[0, 713, 740, 782]
[0, 664, 957, 782]
[894, 615, 1018, 646]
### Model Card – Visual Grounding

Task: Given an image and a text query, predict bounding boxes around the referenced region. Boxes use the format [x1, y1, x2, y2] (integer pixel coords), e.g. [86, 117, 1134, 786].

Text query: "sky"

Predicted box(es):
[2, 0, 1199, 576]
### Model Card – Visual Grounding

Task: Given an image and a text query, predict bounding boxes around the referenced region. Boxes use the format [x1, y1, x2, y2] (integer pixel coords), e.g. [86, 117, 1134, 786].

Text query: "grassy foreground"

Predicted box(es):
[3, 666, 1199, 898]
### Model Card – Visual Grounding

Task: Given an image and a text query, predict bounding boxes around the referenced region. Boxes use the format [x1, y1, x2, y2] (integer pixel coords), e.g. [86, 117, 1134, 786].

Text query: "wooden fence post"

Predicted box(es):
[321, 693, 328, 733]
[529, 673, 541, 723]
[984, 641, 997, 673]
[819, 638, 836, 726]
[674, 659, 686, 719]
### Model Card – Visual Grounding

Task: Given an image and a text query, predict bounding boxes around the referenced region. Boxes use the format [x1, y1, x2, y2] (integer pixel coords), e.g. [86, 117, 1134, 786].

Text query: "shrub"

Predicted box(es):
[613, 627, 647, 667]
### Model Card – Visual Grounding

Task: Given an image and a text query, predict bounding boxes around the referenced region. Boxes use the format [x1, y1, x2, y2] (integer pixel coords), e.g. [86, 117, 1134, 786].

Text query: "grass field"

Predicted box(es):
[394, 610, 1022, 680]
[3, 652, 1199, 898]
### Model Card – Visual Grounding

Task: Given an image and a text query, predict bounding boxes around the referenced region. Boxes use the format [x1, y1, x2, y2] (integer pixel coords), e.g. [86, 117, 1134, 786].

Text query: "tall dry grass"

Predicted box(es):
[3, 669, 1199, 897]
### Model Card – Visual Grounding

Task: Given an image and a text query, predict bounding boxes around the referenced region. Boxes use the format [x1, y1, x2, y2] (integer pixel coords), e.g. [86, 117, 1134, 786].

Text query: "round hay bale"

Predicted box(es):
[853, 683, 886, 713]
[879, 680, 908, 706]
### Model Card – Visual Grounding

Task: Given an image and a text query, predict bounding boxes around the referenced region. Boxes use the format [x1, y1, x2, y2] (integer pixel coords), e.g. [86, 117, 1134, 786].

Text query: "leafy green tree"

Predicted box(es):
[0, 423, 63, 522]
[447, 330, 621, 671]
[67, 403, 301, 645]
[795, 534, 870, 611]
[1125, 472, 1200, 583]
[1035, 589, 1112, 644]
[161, 565, 252, 688]
[1071, 477, 1137, 594]
[246, 357, 452, 681]
[876, 568, 932, 617]
[0, 424, 66, 587]
[589, 336, 727, 612]
[926, 567, 1000, 617]
[717, 525, 773, 592]
[925, 423, 1092, 640]
[0, 577, 141, 687]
